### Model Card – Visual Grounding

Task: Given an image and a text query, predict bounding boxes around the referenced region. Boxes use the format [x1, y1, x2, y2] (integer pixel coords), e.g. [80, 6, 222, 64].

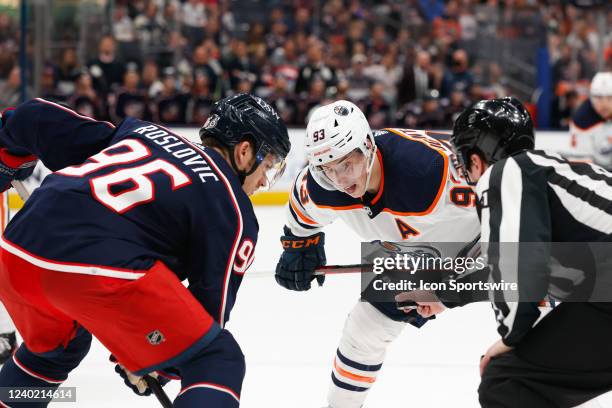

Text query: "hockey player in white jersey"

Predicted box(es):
[274, 100, 480, 408]
[569, 72, 612, 169]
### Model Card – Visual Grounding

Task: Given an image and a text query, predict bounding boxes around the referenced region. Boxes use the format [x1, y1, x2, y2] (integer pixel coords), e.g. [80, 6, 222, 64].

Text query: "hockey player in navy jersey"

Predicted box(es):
[274, 100, 480, 408]
[0, 93, 290, 407]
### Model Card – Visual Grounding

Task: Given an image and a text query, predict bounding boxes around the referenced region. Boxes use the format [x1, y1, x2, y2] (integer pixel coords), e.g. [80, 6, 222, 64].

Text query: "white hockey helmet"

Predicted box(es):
[590, 72, 612, 97]
[304, 100, 376, 191]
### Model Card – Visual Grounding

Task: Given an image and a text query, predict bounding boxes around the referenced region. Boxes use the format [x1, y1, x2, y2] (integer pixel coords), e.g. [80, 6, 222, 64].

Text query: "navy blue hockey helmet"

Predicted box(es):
[451, 97, 534, 174]
[199, 93, 291, 188]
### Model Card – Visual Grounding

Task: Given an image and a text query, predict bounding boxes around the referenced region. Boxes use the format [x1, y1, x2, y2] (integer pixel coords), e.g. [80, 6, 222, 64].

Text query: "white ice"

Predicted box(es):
[14, 207, 612, 407]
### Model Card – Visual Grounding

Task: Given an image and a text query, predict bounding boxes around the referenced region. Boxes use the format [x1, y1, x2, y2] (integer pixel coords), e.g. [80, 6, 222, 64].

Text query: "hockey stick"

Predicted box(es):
[11, 180, 30, 201]
[244, 263, 372, 279]
[144, 375, 173, 408]
[314, 263, 370, 275]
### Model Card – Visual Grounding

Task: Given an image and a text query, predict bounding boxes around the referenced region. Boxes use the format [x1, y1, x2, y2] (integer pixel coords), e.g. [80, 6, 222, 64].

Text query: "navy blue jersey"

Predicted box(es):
[0, 98, 257, 326]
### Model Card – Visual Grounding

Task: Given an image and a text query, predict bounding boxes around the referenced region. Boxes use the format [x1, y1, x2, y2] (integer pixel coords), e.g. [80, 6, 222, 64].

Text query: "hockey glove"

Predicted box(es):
[0, 108, 38, 192]
[275, 226, 326, 291]
[110, 355, 170, 396]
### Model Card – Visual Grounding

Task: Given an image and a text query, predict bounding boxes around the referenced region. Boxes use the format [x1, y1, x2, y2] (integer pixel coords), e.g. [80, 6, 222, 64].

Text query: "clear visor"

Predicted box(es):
[256, 152, 287, 192]
[312, 148, 367, 191]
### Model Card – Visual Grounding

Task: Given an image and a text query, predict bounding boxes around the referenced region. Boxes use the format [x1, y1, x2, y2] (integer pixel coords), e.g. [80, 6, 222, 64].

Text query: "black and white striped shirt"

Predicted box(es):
[476, 149, 612, 346]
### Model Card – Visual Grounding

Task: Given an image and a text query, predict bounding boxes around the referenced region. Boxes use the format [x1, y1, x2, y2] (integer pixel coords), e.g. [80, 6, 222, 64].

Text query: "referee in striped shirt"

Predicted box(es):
[450, 97, 612, 408]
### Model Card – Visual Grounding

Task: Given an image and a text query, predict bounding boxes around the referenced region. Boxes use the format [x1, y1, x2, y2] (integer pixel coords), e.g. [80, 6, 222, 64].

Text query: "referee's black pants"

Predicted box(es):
[479, 302, 612, 408]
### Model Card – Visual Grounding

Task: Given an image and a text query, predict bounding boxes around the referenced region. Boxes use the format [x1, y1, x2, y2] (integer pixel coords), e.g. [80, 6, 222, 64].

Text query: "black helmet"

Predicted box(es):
[451, 97, 534, 171]
[200, 93, 291, 185]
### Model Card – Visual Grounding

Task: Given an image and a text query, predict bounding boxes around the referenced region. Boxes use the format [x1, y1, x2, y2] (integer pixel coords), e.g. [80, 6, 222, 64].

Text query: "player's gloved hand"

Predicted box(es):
[110, 355, 170, 396]
[275, 226, 326, 291]
[0, 108, 38, 192]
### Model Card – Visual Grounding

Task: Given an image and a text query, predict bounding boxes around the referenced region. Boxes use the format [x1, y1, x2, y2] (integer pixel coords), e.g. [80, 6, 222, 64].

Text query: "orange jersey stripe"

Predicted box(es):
[290, 196, 319, 226]
[333, 358, 376, 384]
[370, 149, 385, 206]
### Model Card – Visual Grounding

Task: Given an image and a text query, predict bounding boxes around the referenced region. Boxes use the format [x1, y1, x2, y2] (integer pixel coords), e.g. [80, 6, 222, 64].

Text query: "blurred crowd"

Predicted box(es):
[0, 0, 610, 129]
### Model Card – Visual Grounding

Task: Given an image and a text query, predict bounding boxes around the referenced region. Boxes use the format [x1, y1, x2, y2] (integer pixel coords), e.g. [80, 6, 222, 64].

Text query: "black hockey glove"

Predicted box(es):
[0, 108, 38, 192]
[110, 355, 170, 396]
[275, 226, 326, 291]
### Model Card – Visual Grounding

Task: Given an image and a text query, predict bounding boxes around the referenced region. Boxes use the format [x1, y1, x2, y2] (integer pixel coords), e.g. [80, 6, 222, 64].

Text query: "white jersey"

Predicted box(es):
[285, 128, 480, 255]
[569, 98, 612, 169]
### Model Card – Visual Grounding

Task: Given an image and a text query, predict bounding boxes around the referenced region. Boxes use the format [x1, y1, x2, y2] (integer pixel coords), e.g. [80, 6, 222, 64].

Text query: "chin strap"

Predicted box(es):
[362, 137, 378, 194]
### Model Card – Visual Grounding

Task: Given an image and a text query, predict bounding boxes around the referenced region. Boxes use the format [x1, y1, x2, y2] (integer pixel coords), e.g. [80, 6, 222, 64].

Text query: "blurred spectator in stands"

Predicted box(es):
[432, 0, 461, 44]
[397, 50, 435, 105]
[483, 62, 507, 98]
[271, 38, 300, 93]
[295, 39, 337, 96]
[0, 65, 26, 107]
[267, 18, 289, 53]
[442, 84, 470, 126]
[346, 19, 367, 55]
[224, 39, 258, 92]
[328, 35, 349, 72]
[191, 44, 221, 98]
[39, 64, 65, 102]
[69, 70, 104, 119]
[441, 48, 473, 97]
[57, 48, 81, 96]
[246, 23, 267, 56]
[345, 53, 373, 103]
[364, 51, 402, 104]
[111, 64, 150, 122]
[552, 43, 573, 86]
[566, 19, 598, 78]
[397, 89, 445, 129]
[369, 25, 389, 60]
[181, 0, 206, 48]
[112, 6, 140, 65]
[364, 82, 392, 129]
[141, 59, 163, 98]
[269, 74, 299, 125]
[153, 67, 187, 125]
[162, 2, 180, 35]
[204, 16, 221, 45]
[468, 83, 484, 104]
[236, 78, 255, 95]
[334, 79, 350, 102]
[88, 35, 126, 97]
[302, 77, 328, 122]
[458, 3, 477, 43]
[0, 13, 15, 47]
[134, 2, 166, 52]
[292, 7, 313, 36]
[186, 71, 214, 125]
